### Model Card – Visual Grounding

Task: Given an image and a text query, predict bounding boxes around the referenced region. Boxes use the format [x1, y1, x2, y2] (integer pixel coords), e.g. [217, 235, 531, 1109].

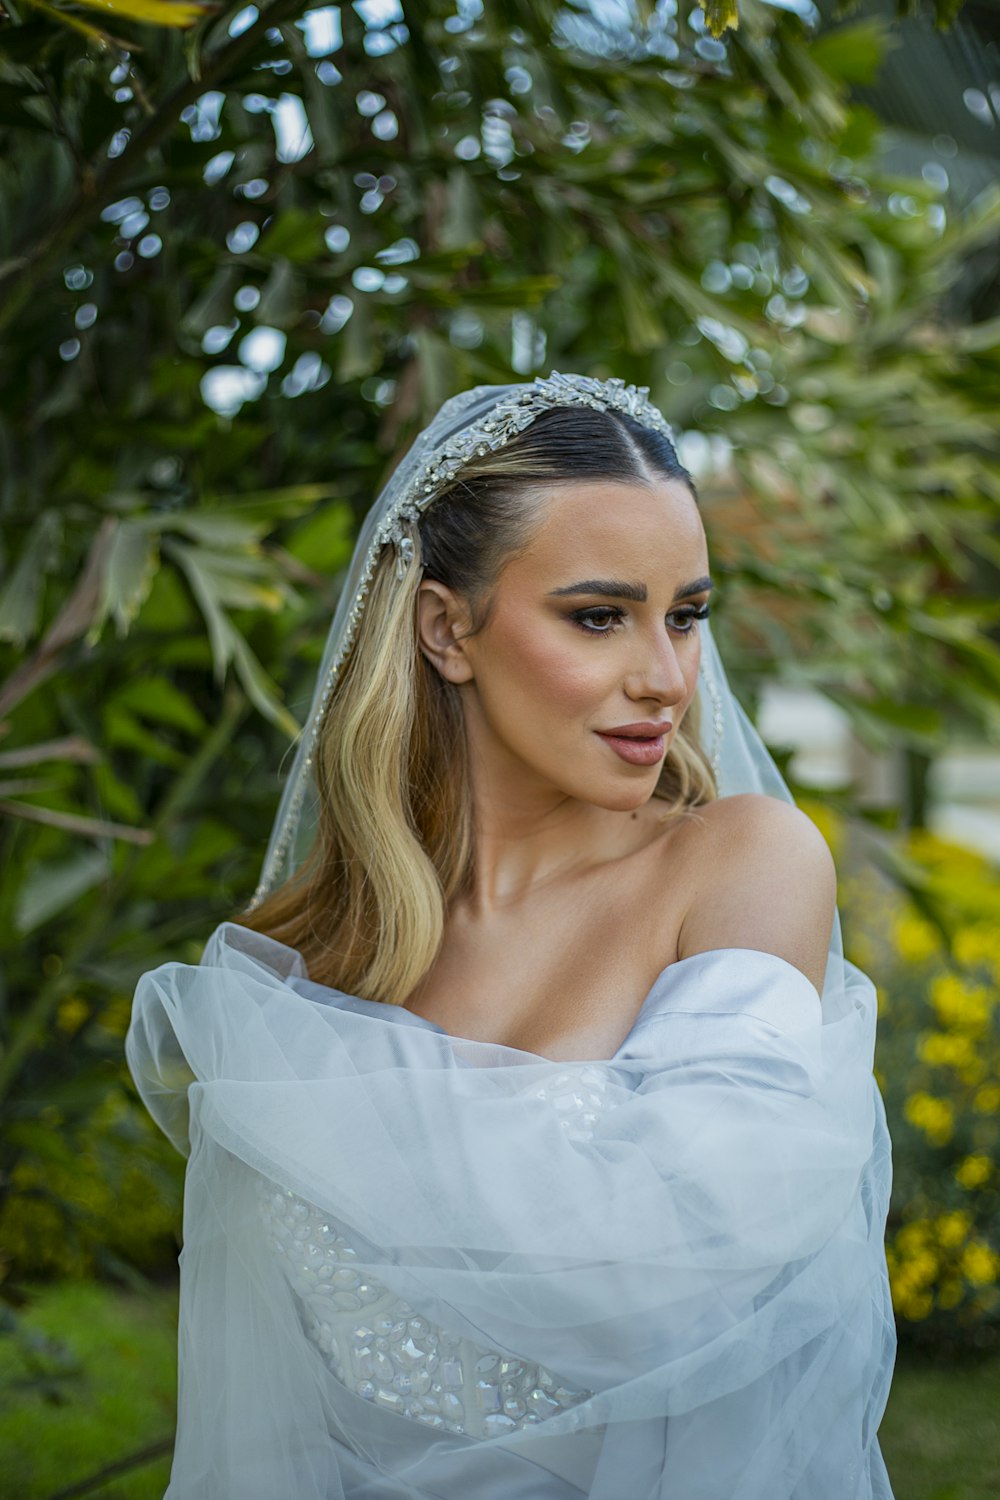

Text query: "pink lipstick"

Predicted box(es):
[595, 721, 671, 767]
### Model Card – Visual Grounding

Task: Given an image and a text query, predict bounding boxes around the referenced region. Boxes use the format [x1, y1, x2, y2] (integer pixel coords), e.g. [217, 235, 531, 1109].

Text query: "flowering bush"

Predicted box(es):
[807, 805, 1000, 1353]
[0, 994, 182, 1281]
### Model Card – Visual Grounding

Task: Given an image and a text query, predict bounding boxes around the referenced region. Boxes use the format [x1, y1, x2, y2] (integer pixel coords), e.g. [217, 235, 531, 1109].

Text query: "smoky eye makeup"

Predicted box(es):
[569, 602, 712, 636]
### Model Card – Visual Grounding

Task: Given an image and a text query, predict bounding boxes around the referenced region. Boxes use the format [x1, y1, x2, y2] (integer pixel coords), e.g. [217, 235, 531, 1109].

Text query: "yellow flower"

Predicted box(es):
[955, 1154, 993, 1190]
[97, 997, 132, 1038]
[961, 1241, 1000, 1287]
[930, 974, 992, 1034]
[900, 1290, 934, 1320]
[56, 996, 89, 1035]
[893, 913, 940, 964]
[799, 799, 843, 861]
[954, 924, 1000, 969]
[973, 1084, 1000, 1115]
[905, 828, 980, 870]
[935, 1209, 972, 1248]
[903, 1091, 955, 1146]
[909, 1248, 939, 1284]
[894, 1218, 932, 1252]
[937, 1279, 964, 1310]
[916, 1030, 975, 1069]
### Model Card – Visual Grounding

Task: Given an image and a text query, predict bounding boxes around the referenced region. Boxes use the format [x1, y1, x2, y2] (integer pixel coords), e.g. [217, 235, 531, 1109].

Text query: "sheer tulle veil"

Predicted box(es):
[125, 371, 897, 1500]
[246, 369, 850, 1011]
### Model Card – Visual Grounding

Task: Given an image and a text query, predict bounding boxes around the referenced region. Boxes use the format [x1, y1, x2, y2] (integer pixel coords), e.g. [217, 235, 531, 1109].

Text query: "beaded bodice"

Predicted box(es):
[258, 1062, 621, 1439]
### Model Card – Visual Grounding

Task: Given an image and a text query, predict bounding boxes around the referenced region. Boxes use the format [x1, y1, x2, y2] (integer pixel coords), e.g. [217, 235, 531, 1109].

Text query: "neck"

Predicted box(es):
[456, 725, 647, 917]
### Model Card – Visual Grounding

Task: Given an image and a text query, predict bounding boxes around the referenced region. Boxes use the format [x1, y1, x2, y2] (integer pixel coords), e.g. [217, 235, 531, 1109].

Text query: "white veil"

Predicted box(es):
[246, 370, 706, 912]
[125, 372, 896, 1499]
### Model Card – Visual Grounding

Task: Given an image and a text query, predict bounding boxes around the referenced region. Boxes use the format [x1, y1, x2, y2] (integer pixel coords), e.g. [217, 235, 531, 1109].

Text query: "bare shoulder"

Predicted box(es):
[665, 793, 836, 997]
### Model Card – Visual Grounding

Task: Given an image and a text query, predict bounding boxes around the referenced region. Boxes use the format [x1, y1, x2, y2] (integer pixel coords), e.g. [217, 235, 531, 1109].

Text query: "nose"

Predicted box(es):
[623, 625, 690, 709]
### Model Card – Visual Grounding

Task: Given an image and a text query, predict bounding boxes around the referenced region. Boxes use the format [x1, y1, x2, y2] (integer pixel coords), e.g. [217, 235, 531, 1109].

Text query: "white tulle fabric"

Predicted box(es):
[125, 375, 896, 1495]
[125, 919, 896, 1499]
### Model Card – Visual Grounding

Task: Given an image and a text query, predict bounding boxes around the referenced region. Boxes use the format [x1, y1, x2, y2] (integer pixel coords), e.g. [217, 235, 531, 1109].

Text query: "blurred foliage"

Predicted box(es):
[0, 1279, 176, 1499]
[5, 0, 979, 49]
[824, 811, 1000, 1353]
[0, 0, 998, 1358]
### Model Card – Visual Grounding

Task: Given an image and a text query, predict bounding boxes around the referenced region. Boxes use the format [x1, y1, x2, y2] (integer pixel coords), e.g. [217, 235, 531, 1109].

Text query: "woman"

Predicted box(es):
[126, 371, 897, 1499]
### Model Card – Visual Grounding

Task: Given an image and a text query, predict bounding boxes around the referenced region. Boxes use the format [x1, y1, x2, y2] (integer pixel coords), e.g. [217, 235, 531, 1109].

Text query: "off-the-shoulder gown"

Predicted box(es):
[125, 921, 897, 1500]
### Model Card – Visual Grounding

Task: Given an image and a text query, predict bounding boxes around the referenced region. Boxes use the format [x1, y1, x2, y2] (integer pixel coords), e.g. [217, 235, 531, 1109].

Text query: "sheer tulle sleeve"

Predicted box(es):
[125, 921, 896, 1500]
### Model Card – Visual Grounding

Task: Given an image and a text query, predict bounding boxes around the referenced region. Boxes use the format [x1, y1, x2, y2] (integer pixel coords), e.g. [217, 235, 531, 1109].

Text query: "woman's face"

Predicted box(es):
[418, 476, 712, 814]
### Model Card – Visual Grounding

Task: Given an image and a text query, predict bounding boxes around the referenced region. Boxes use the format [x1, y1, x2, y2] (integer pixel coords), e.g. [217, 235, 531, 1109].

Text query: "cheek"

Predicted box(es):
[687, 639, 702, 696]
[489, 618, 609, 717]
[675, 641, 700, 707]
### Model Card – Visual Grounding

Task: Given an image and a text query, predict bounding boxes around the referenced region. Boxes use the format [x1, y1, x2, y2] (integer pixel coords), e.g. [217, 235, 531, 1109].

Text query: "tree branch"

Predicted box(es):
[0, 0, 307, 332]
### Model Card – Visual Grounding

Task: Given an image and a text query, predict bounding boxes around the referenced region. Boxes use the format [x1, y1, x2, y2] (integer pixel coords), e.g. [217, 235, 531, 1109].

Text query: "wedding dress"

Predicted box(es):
[125, 372, 897, 1497]
[125, 919, 896, 1499]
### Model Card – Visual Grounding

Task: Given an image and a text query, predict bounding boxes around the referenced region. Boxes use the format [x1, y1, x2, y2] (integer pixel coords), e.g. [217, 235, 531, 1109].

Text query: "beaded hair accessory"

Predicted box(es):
[377, 371, 678, 580]
[247, 371, 726, 911]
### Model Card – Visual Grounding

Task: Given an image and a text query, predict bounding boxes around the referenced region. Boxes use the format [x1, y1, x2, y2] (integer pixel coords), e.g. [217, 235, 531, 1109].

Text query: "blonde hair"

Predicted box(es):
[236, 405, 718, 1000]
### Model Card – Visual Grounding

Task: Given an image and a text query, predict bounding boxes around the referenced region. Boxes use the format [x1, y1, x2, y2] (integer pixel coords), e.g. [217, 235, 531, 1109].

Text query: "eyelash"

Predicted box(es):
[570, 604, 711, 637]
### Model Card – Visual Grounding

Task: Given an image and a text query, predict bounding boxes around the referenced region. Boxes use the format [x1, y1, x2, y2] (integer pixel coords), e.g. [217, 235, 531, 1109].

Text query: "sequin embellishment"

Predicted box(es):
[258, 1064, 620, 1437]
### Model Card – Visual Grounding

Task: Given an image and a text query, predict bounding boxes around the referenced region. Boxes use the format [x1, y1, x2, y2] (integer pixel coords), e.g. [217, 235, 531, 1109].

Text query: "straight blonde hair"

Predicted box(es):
[236, 405, 718, 1000]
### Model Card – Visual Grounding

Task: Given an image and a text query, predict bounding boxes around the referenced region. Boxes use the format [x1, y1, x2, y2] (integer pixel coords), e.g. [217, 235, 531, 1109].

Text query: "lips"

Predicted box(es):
[601, 724, 672, 739]
[595, 725, 671, 767]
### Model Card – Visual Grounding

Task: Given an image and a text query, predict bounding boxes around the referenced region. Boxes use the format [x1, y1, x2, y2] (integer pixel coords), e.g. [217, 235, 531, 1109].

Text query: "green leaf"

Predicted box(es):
[104, 705, 188, 768]
[284, 501, 356, 573]
[110, 677, 207, 735]
[199, 483, 344, 516]
[227, 623, 300, 737]
[808, 20, 893, 86]
[14, 849, 109, 934]
[702, 0, 739, 37]
[832, 692, 946, 751]
[0, 512, 61, 647]
[336, 292, 378, 381]
[164, 512, 271, 548]
[440, 167, 483, 250]
[91, 520, 160, 643]
[260, 209, 327, 263]
[181, 267, 240, 339]
[254, 256, 301, 328]
[163, 539, 298, 734]
[92, 761, 145, 824]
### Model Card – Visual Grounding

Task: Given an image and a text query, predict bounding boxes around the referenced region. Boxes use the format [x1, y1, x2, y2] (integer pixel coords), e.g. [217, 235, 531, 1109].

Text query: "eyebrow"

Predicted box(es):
[547, 576, 714, 603]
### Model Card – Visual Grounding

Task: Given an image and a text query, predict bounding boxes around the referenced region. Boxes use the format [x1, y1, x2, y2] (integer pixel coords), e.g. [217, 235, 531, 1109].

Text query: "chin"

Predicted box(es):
[574, 776, 662, 814]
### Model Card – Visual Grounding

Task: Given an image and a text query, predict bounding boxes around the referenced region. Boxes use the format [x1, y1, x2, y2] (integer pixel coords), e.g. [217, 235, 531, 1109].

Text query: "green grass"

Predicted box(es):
[879, 1346, 1000, 1500]
[1, 1279, 998, 1498]
[0, 1280, 177, 1500]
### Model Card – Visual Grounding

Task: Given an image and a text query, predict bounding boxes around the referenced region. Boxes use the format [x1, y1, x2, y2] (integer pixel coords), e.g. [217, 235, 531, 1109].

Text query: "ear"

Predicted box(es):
[416, 579, 476, 684]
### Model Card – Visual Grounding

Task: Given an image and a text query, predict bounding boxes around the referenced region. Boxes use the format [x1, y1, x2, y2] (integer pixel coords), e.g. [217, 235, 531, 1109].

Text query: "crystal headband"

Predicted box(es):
[377, 370, 679, 580]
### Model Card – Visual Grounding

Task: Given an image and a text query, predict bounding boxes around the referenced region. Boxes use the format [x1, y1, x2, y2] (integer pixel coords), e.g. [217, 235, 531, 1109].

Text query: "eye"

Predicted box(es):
[570, 603, 712, 637]
[669, 603, 712, 634]
[570, 607, 625, 635]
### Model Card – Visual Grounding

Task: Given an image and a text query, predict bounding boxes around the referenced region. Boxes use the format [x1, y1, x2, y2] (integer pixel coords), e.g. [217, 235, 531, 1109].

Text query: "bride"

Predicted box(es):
[126, 371, 897, 1499]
